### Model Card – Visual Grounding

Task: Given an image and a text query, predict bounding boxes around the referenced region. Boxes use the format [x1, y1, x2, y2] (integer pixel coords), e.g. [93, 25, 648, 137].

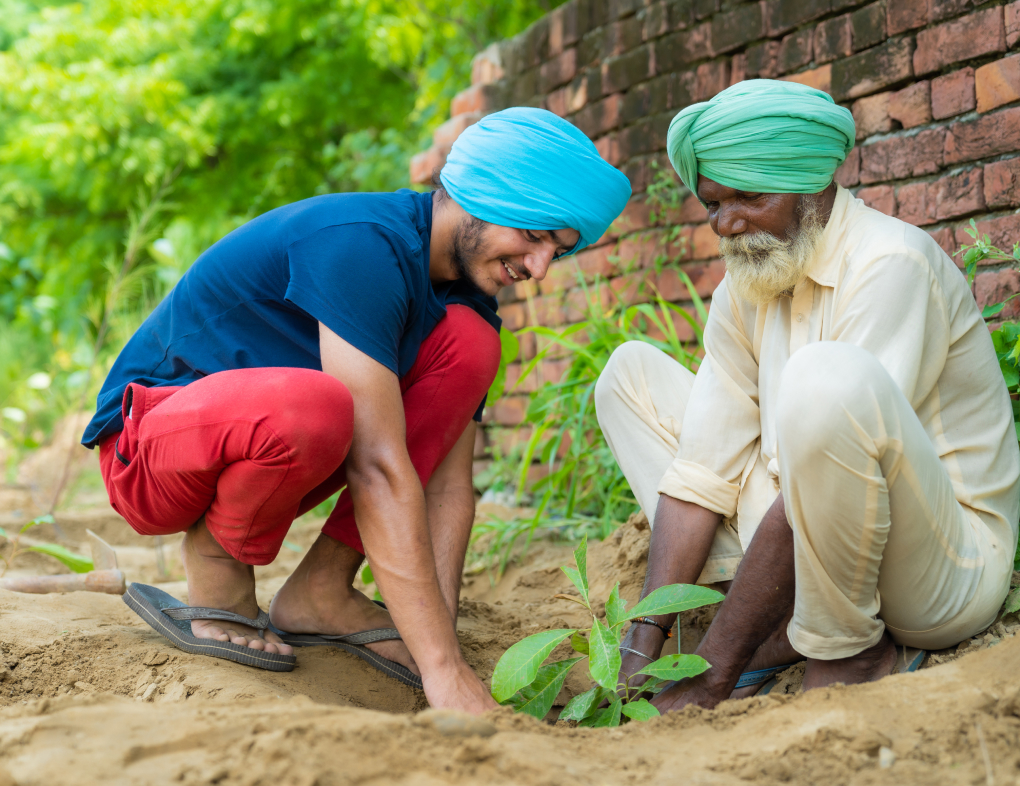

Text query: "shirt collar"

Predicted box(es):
[804, 184, 852, 288]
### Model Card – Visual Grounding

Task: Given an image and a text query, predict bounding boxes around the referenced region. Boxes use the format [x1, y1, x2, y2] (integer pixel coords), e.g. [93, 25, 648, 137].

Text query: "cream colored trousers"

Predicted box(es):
[595, 340, 1012, 658]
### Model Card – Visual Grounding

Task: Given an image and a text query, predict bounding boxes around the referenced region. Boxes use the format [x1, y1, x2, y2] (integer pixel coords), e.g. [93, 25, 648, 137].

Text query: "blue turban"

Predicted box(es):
[440, 107, 632, 255]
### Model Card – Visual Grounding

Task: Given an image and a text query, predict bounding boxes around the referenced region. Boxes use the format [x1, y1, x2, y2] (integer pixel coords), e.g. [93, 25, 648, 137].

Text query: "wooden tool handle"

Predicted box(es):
[0, 569, 126, 595]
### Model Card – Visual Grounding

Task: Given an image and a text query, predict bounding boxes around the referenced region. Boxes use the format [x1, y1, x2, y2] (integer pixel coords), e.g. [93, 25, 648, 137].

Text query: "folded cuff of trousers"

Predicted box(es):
[657, 458, 739, 518]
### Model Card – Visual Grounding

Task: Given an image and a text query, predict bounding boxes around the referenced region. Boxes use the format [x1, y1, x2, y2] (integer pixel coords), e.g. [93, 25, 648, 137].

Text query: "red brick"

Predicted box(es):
[692, 223, 720, 259]
[831, 38, 912, 102]
[540, 48, 578, 92]
[574, 94, 623, 137]
[933, 168, 985, 220]
[984, 157, 1020, 208]
[944, 106, 1020, 165]
[834, 147, 862, 188]
[927, 227, 957, 257]
[913, 8, 1006, 76]
[538, 259, 579, 295]
[765, 0, 830, 37]
[895, 181, 935, 226]
[575, 244, 618, 279]
[859, 128, 945, 183]
[782, 64, 832, 95]
[856, 185, 896, 215]
[694, 60, 731, 101]
[680, 193, 709, 223]
[471, 46, 504, 86]
[931, 68, 975, 120]
[563, 286, 611, 323]
[409, 144, 448, 185]
[814, 15, 852, 65]
[778, 27, 814, 75]
[613, 197, 653, 235]
[744, 40, 781, 79]
[657, 259, 727, 300]
[505, 362, 539, 394]
[594, 134, 620, 166]
[852, 93, 893, 140]
[512, 278, 539, 300]
[608, 270, 650, 306]
[975, 54, 1020, 114]
[616, 232, 662, 270]
[954, 213, 1020, 260]
[501, 302, 528, 331]
[1008, 1, 1020, 49]
[433, 112, 481, 147]
[887, 0, 926, 35]
[545, 86, 570, 117]
[486, 396, 528, 427]
[452, 85, 484, 117]
[976, 270, 1020, 320]
[730, 53, 746, 86]
[888, 81, 932, 129]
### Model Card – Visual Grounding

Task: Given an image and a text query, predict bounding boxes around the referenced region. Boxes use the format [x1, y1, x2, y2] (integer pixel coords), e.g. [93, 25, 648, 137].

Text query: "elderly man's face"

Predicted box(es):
[697, 175, 829, 305]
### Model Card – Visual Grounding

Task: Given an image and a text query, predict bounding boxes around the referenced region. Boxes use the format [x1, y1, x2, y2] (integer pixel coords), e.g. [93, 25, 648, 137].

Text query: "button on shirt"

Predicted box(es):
[657, 185, 1020, 551]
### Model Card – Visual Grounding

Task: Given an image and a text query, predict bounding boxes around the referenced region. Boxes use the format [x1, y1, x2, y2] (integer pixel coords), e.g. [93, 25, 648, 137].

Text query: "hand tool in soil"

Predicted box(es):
[0, 529, 126, 595]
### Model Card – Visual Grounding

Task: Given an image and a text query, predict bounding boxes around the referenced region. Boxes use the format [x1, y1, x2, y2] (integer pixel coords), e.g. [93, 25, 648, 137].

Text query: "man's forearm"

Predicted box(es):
[425, 482, 474, 621]
[641, 495, 722, 630]
[347, 458, 464, 673]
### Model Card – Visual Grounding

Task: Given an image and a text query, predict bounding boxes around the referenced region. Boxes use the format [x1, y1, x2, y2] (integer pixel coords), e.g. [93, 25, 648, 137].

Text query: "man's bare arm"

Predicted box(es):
[318, 324, 495, 713]
[618, 495, 721, 686]
[424, 421, 478, 622]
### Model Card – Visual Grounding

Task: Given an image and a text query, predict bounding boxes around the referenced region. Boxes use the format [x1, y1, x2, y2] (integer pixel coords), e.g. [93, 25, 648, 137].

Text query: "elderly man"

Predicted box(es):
[595, 80, 1018, 711]
[82, 107, 630, 714]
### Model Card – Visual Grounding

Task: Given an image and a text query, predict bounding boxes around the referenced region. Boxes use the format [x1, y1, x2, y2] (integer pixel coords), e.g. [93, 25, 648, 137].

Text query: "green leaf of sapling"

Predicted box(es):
[621, 698, 660, 722]
[636, 653, 711, 682]
[1005, 587, 1020, 615]
[588, 617, 622, 692]
[25, 544, 93, 574]
[570, 631, 590, 656]
[509, 658, 583, 719]
[560, 535, 590, 607]
[491, 628, 576, 703]
[626, 584, 724, 620]
[590, 699, 623, 727]
[605, 582, 628, 630]
[559, 685, 607, 722]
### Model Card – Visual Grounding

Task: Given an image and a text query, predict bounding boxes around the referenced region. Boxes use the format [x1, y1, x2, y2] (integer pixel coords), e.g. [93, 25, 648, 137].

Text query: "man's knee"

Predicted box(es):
[776, 342, 887, 460]
[431, 305, 502, 395]
[261, 369, 354, 458]
[595, 340, 662, 419]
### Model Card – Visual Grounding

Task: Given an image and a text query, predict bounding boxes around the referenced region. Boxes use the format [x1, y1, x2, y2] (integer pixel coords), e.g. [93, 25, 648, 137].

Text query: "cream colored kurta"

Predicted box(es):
[595, 185, 1020, 656]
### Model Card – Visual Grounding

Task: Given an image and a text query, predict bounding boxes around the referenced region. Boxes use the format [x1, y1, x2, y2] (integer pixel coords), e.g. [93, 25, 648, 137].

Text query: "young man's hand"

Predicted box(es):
[422, 662, 499, 715]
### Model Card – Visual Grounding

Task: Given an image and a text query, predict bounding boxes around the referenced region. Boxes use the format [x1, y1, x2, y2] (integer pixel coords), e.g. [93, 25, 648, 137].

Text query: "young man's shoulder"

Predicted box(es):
[238, 190, 430, 255]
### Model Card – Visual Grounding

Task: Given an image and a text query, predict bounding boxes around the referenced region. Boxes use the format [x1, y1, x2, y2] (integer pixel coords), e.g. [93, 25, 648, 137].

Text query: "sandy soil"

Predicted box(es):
[0, 458, 1018, 786]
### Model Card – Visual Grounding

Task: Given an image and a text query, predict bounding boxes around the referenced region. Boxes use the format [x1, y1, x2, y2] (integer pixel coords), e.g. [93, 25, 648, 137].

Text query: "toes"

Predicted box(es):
[247, 638, 266, 651]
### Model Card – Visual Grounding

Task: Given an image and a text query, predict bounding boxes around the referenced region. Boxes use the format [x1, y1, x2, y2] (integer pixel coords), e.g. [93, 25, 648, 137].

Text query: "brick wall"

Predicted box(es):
[410, 0, 1020, 470]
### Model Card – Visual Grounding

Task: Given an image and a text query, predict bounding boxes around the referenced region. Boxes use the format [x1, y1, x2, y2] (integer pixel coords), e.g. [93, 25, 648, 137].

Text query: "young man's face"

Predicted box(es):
[451, 213, 580, 297]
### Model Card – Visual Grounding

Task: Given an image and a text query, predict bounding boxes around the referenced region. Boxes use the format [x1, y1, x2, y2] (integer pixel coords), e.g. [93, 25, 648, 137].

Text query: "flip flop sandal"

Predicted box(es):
[895, 646, 927, 674]
[272, 627, 422, 689]
[735, 662, 800, 696]
[123, 583, 296, 672]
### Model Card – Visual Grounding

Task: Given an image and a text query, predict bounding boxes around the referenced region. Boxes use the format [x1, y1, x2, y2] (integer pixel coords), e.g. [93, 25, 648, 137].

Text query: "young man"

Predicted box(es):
[595, 80, 1019, 710]
[83, 107, 631, 714]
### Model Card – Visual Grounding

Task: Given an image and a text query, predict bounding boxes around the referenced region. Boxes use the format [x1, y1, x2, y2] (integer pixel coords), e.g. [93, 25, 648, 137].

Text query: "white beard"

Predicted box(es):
[719, 202, 826, 306]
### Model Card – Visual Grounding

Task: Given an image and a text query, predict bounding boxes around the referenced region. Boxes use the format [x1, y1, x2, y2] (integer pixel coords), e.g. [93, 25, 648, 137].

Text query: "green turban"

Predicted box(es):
[666, 80, 855, 198]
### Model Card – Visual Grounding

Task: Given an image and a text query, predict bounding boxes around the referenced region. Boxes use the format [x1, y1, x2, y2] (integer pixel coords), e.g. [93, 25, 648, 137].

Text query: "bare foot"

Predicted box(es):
[802, 631, 897, 690]
[269, 535, 419, 676]
[182, 520, 293, 656]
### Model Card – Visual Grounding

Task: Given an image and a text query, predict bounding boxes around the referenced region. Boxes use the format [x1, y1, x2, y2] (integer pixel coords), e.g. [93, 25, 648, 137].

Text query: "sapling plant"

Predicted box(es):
[490, 536, 723, 726]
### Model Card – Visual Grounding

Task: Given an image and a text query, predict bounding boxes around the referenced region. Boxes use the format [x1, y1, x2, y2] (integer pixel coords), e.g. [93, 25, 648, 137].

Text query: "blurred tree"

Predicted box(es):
[0, 0, 562, 467]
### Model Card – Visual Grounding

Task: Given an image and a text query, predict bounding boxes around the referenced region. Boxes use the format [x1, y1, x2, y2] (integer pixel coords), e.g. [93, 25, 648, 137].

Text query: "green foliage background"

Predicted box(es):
[0, 0, 562, 467]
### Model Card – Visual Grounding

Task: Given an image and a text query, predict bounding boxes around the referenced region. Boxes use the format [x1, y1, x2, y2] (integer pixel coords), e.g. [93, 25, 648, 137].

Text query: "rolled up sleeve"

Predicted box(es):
[657, 279, 762, 518]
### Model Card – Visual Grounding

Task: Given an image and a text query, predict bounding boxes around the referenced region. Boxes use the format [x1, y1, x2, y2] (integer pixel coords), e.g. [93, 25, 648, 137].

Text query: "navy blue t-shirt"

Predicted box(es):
[81, 190, 500, 449]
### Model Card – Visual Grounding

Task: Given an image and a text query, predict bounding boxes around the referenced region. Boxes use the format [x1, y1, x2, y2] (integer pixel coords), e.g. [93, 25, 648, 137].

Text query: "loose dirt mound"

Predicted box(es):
[0, 485, 1018, 785]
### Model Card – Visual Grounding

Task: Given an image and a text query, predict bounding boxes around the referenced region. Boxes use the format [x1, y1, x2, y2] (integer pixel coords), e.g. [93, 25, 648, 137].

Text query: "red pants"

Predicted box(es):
[99, 306, 500, 565]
